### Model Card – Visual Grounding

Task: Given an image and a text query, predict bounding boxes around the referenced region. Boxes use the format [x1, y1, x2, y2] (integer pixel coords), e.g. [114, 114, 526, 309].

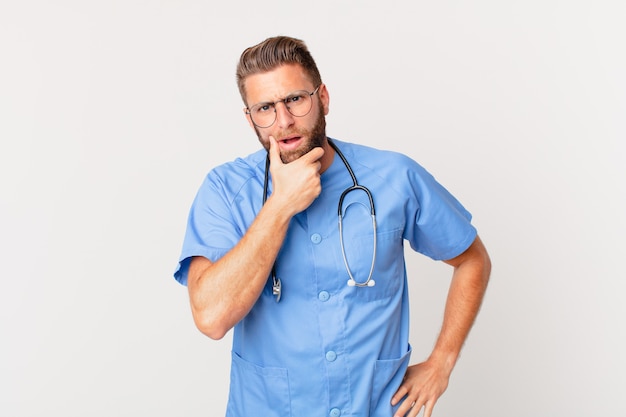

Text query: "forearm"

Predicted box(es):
[187, 196, 292, 339]
[187, 140, 325, 339]
[429, 237, 491, 371]
[391, 237, 490, 417]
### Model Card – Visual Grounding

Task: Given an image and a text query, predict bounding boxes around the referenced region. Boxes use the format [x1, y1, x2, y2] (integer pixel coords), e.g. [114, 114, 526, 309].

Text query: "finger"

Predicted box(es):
[423, 400, 435, 417]
[268, 136, 282, 165]
[300, 145, 325, 164]
[392, 397, 418, 417]
[407, 400, 424, 417]
[391, 385, 409, 406]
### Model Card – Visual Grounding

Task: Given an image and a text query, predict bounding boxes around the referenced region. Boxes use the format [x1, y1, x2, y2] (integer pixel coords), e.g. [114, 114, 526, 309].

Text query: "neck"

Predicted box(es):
[319, 137, 336, 174]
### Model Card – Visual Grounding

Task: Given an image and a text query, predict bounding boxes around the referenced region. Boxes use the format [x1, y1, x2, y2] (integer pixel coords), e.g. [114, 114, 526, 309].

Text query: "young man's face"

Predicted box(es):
[244, 64, 330, 164]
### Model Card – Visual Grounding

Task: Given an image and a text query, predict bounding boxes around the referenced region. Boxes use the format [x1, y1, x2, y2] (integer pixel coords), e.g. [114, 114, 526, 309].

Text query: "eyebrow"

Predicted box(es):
[250, 89, 309, 108]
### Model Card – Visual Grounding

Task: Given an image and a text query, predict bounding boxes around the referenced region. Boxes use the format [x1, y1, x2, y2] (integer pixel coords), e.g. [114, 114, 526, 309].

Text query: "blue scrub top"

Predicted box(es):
[174, 139, 476, 417]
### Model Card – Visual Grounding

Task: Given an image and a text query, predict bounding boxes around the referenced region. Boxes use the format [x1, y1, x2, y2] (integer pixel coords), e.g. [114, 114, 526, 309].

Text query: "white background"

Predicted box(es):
[1, 1, 624, 416]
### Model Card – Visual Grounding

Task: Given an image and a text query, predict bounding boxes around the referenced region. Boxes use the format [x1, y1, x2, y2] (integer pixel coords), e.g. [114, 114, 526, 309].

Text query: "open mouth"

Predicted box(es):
[279, 136, 302, 149]
[280, 136, 300, 144]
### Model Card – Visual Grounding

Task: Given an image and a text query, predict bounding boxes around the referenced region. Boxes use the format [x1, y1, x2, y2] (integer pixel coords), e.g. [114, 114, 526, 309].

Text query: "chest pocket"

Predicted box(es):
[340, 200, 404, 301]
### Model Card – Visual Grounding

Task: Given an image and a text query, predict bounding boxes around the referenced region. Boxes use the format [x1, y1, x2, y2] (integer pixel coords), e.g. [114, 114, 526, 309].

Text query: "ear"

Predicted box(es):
[244, 107, 255, 129]
[319, 83, 330, 115]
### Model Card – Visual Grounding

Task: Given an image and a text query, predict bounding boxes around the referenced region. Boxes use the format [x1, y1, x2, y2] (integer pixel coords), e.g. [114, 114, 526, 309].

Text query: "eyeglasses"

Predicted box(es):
[245, 86, 320, 128]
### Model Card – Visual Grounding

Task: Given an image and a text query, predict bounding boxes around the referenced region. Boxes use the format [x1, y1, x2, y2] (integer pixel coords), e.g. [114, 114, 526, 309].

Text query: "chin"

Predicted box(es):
[279, 141, 314, 164]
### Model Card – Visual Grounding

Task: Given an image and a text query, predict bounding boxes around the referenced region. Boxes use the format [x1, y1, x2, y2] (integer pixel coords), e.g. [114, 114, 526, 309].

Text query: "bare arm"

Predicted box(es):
[392, 235, 491, 417]
[187, 136, 324, 340]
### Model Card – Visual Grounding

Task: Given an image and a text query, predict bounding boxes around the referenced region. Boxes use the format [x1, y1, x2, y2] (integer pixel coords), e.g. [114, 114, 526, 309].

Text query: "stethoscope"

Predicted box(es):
[263, 138, 377, 302]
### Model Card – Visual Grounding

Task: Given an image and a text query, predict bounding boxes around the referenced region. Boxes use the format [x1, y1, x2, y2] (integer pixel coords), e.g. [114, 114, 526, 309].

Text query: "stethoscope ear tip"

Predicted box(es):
[367, 280, 376, 287]
[347, 279, 356, 287]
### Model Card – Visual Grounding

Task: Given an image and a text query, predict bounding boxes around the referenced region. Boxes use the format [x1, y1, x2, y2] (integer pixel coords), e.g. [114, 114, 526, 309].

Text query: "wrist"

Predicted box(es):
[263, 195, 297, 225]
[427, 349, 458, 375]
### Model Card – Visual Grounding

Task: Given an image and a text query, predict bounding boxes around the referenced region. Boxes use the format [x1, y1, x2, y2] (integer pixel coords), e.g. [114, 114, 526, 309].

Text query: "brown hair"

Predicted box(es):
[236, 36, 323, 105]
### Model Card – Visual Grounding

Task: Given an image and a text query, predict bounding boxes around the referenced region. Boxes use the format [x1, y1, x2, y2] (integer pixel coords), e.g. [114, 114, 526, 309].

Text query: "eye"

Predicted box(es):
[286, 93, 306, 104]
[255, 103, 273, 113]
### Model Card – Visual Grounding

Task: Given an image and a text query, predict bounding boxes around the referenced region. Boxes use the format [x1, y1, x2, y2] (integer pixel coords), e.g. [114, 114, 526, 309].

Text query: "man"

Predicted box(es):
[174, 36, 491, 417]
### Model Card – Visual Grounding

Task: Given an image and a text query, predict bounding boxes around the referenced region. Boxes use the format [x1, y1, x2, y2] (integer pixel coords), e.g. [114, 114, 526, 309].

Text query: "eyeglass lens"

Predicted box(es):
[248, 89, 317, 128]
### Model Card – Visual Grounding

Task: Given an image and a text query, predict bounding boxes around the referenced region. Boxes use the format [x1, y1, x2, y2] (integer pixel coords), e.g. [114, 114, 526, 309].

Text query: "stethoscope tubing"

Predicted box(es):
[263, 138, 378, 300]
[329, 140, 377, 288]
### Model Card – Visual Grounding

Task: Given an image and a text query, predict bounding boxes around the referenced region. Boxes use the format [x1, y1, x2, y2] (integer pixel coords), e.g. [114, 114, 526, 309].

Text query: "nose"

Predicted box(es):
[274, 101, 295, 129]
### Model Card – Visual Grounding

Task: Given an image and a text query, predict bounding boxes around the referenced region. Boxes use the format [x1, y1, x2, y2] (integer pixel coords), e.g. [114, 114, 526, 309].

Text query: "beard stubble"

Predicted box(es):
[255, 103, 327, 164]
